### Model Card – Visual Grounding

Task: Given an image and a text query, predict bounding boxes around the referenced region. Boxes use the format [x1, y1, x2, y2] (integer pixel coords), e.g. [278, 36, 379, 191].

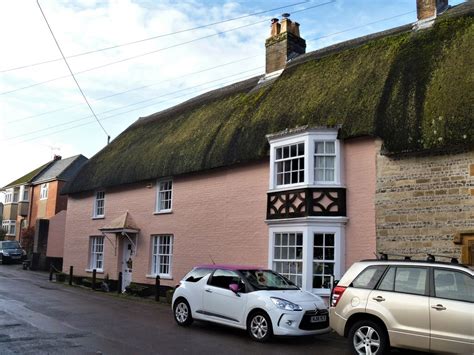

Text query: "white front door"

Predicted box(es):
[121, 239, 134, 292]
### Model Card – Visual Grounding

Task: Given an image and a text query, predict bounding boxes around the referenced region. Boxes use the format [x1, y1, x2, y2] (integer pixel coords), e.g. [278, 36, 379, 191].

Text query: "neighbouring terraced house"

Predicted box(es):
[1, 155, 87, 269]
[61, 0, 473, 298]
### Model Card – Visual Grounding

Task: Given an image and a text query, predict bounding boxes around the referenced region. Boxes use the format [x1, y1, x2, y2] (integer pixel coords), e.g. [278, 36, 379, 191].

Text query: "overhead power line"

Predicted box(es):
[5, 67, 263, 141]
[0, 0, 311, 73]
[12, 71, 263, 145]
[307, 11, 415, 42]
[0, 1, 335, 96]
[6, 54, 262, 124]
[36, 0, 110, 143]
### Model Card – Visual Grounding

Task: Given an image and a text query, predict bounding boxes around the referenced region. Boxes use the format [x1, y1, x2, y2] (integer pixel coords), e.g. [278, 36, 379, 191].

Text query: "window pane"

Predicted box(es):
[276, 147, 282, 160]
[434, 269, 473, 302]
[325, 141, 335, 154]
[394, 267, 427, 295]
[314, 234, 323, 246]
[315, 142, 324, 154]
[353, 266, 387, 289]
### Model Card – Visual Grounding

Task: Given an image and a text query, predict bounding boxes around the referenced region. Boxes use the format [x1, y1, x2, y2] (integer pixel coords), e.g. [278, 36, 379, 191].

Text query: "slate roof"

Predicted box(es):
[62, 2, 474, 195]
[32, 155, 88, 184]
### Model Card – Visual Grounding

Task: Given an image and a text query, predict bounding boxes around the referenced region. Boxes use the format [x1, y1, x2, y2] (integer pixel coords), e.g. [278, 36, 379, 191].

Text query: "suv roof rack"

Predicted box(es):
[361, 252, 469, 269]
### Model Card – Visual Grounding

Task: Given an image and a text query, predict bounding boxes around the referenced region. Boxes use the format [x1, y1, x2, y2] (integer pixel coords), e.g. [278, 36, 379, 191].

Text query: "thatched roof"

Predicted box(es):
[63, 3, 474, 195]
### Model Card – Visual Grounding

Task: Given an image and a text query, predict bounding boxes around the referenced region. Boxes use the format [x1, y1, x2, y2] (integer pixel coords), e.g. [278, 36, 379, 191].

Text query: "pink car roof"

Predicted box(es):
[195, 264, 266, 271]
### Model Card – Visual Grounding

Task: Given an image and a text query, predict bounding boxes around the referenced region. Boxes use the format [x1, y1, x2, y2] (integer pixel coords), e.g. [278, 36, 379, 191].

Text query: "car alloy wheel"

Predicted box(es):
[248, 311, 272, 342]
[349, 320, 388, 355]
[173, 299, 193, 326]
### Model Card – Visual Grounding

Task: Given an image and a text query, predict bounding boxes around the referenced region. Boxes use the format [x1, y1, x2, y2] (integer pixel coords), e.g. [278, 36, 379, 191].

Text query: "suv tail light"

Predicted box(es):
[330, 286, 347, 307]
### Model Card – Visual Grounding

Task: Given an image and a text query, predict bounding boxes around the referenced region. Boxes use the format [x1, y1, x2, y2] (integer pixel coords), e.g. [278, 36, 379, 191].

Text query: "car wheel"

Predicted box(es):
[348, 319, 389, 355]
[247, 311, 273, 342]
[173, 298, 193, 326]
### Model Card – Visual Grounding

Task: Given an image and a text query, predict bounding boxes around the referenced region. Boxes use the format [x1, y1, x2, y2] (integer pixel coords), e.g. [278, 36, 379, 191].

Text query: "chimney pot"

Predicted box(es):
[265, 16, 306, 74]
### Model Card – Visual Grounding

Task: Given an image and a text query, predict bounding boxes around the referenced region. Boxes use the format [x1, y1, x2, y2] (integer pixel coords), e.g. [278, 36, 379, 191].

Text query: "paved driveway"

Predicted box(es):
[0, 264, 420, 354]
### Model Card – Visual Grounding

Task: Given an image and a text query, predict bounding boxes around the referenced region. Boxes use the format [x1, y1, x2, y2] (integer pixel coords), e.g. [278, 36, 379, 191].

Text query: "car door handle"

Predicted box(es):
[431, 304, 446, 311]
[372, 296, 385, 302]
[205, 289, 212, 293]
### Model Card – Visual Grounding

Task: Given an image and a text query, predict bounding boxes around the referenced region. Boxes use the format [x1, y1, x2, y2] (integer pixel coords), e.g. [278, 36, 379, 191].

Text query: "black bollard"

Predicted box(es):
[155, 275, 160, 302]
[92, 269, 97, 290]
[117, 272, 123, 294]
[69, 266, 73, 286]
[49, 265, 53, 281]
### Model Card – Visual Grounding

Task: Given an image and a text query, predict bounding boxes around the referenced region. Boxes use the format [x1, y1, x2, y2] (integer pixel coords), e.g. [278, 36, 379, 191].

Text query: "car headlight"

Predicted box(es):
[270, 297, 303, 311]
[3, 251, 9, 256]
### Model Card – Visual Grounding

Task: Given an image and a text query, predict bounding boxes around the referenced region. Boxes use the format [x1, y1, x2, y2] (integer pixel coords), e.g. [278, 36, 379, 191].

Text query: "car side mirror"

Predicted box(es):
[229, 283, 240, 295]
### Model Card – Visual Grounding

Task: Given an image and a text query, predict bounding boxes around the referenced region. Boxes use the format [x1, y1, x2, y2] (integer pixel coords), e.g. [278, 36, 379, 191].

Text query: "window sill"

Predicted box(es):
[153, 211, 173, 215]
[85, 269, 104, 274]
[146, 274, 173, 280]
[92, 216, 105, 220]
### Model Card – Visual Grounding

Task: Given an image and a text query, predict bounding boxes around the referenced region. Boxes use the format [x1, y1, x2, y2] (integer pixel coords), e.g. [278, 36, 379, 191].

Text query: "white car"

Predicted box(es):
[172, 264, 330, 342]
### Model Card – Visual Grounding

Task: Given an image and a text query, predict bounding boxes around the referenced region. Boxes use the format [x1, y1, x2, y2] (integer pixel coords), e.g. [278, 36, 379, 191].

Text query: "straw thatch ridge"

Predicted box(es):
[63, 4, 474, 195]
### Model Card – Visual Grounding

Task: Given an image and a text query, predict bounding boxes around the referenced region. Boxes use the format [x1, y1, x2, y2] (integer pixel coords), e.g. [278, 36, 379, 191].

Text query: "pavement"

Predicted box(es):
[0, 264, 420, 355]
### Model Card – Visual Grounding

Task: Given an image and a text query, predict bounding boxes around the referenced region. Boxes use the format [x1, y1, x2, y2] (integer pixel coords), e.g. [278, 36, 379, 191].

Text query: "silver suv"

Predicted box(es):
[329, 257, 473, 354]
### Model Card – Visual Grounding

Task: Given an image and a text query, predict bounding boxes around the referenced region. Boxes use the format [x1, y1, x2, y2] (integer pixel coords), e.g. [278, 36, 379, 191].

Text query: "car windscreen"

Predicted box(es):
[240, 269, 299, 290]
[1, 241, 21, 249]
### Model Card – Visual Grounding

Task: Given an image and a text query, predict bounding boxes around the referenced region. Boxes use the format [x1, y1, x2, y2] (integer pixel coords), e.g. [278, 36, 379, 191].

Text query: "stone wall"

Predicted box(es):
[376, 147, 473, 261]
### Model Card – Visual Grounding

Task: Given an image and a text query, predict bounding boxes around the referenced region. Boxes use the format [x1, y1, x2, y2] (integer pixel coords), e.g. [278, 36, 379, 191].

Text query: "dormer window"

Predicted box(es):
[268, 127, 342, 190]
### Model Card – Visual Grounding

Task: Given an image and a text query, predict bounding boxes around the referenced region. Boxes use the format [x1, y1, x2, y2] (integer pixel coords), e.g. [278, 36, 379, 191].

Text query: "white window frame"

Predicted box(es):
[89, 236, 104, 271]
[314, 141, 337, 184]
[4, 189, 13, 204]
[40, 183, 49, 200]
[2, 220, 16, 236]
[312, 232, 336, 289]
[268, 129, 342, 191]
[155, 179, 173, 213]
[93, 191, 105, 218]
[151, 235, 173, 278]
[268, 221, 345, 296]
[274, 142, 306, 187]
[19, 185, 29, 202]
[12, 188, 19, 203]
[272, 232, 304, 287]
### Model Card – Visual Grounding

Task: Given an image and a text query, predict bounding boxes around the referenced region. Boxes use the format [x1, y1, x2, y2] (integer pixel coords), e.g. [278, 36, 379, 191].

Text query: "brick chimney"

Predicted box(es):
[416, 0, 448, 21]
[265, 14, 306, 74]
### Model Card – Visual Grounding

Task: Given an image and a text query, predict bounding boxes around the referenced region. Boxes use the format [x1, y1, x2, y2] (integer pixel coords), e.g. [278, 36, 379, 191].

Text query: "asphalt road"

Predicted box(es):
[0, 264, 422, 355]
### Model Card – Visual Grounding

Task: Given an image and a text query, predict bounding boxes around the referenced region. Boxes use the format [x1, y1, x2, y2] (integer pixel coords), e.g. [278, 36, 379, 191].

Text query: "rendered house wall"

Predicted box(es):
[63, 140, 378, 288]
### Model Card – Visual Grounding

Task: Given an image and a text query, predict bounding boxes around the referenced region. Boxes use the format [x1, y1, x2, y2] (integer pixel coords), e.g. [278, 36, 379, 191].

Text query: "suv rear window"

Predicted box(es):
[351, 265, 386, 289]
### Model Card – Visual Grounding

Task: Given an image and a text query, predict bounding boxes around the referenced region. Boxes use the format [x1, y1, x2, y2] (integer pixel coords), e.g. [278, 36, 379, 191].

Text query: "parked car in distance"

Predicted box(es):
[0, 240, 27, 264]
[329, 257, 474, 354]
[172, 264, 330, 342]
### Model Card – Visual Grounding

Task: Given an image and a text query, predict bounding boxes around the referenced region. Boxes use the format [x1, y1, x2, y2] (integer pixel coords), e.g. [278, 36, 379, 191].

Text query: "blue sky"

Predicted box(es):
[0, 0, 464, 191]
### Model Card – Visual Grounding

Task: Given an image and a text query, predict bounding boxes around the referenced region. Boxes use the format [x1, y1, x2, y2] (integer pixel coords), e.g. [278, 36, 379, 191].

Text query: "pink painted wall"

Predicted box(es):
[63, 139, 377, 285]
[63, 161, 270, 286]
[344, 138, 377, 268]
[46, 210, 66, 258]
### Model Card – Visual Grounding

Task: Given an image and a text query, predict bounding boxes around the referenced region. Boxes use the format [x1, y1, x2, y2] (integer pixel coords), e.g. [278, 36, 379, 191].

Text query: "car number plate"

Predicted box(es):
[310, 315, 326, 323]
[11, 256, 20, 259]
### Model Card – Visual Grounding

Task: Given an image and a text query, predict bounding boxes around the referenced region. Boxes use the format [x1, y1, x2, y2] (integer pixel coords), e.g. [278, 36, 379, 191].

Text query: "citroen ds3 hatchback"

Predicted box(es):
[172, 264, 330, 342]
[330, 259, 474, 354]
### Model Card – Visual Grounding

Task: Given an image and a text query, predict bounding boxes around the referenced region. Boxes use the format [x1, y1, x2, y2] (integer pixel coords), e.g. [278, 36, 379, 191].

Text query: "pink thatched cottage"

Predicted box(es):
[61, 1, 474, 296]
